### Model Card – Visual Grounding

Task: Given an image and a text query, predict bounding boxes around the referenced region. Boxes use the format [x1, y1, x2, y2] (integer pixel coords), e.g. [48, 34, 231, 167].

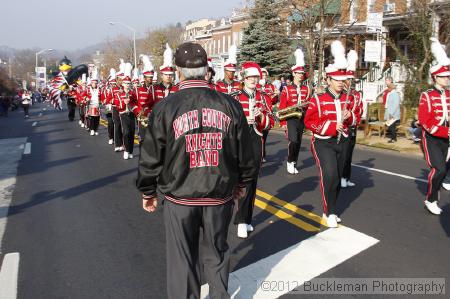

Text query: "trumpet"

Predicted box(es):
[276, 101, 310, 121]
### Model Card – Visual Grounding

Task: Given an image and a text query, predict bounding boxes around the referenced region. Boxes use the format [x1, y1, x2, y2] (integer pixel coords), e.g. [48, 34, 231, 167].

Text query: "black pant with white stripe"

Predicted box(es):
[120, 112, 135, 154]
[105, 113, 114, 140]
[112, 108, 123, 148]
[287, 116, 305, 164]
[234, 127, 262, 225]
[422, 131, 448, 203]
[343, 127, 357, 180]
[311, 136, 348, 216]
[164, 199, 234, 299]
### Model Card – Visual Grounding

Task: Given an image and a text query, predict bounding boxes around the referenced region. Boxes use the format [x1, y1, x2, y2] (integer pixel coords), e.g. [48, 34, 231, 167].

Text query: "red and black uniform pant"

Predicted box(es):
[287, 116, 305, 164]
[112, 107, 123, 148]
[105, 112, 114, 140]
[311, 136, 348, 216]
[343, 126, 357, 180]
[89, 115, 100, 131]
[234, 126, 262, 225]
[120, 112, 135, 154]
[422, 131, 448, 203]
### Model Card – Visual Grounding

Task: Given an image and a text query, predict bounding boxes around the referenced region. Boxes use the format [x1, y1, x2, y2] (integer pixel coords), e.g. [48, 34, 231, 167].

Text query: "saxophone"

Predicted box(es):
[137, 112, 148, 128]
[276, 101, 310, 121]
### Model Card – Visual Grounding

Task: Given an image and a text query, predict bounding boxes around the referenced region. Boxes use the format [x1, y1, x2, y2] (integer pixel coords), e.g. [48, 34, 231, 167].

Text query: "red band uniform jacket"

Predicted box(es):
[418, 87, 450, 138]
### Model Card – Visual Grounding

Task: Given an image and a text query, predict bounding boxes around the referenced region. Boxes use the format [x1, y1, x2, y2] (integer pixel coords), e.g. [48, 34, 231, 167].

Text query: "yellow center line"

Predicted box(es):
[256, 189, 328, 226]
[254, 198, 320, 232]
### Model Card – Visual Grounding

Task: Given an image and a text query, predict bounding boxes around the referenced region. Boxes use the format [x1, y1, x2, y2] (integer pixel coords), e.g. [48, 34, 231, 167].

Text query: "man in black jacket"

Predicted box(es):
[136, 42, 258, 299]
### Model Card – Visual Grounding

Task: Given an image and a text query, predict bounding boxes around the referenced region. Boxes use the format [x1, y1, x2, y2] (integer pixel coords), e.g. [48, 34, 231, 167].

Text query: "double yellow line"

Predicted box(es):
[99, 118, 328, 231]
[255, 189, 327, 232]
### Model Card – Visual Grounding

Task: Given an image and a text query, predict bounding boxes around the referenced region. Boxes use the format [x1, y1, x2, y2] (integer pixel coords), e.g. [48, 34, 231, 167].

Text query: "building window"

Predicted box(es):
[367, 0, 375, 13]
[350, 0, 359, 22]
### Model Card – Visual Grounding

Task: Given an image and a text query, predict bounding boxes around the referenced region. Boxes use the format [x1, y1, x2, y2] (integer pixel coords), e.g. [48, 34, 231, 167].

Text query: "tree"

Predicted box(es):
[239, 0, 292, 76]
[142, 25, 184, 69]
[284, 0, 354, 87]
[385, 0, 449, 108]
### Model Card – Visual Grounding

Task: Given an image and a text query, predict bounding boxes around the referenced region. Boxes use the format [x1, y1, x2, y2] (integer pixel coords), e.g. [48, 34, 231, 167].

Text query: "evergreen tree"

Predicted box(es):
[239, 0, 292, 77]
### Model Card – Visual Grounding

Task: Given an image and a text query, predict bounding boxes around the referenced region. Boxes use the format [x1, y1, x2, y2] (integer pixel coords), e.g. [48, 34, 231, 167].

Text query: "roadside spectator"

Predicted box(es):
[382, 76, 394, 107]
[384, 82, 401, 143]
[22, 90, 32, 118]
[408, 119, 421, 143]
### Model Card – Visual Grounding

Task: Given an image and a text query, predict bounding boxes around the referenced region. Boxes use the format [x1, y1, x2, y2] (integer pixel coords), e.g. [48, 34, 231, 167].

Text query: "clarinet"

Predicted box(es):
[337, 80, 352, 144]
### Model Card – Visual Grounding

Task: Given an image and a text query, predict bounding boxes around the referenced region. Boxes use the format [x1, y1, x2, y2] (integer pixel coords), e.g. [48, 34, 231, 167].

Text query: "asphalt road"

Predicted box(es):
[0, 102, 449, 299]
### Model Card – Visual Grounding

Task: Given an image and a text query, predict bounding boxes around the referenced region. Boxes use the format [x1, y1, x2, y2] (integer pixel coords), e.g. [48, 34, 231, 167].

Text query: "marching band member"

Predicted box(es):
[233, 61, 270, 238]
[279, 48, 311, 174]
[85, 67, 101, 136]
[418, 38, 450, 215]
[67, 84, 77, 122]
[258, 68, 277, 162]
[341, 50, 362, 188]
[112, 60, 125, 152]
[76, 74, 87, 128]
[205, 58, 217, 90]
[304, 40, 352, 228]
[216, 44, 240, 94]
[101, 69, 116, 145]
[154, 44, 178, 105]
[114, 62, 138, 160]
[135, 55, 155, 143]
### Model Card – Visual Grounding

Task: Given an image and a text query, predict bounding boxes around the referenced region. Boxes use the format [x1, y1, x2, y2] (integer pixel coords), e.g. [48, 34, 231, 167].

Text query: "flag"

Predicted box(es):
[48, 72, 67, 110]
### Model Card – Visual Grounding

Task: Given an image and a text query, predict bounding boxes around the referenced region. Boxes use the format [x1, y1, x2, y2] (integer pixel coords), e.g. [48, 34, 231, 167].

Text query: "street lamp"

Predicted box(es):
[35, 48, 54, 89]
[109, 21, 137, 68]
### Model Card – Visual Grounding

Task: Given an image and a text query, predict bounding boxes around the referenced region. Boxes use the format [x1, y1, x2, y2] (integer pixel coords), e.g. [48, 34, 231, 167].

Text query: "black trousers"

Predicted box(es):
[89, 116, 100, 131]
[287, 116, 305, 164]
[422, 131, 448, 203]
[387, 120, 400, 141]
[67, 98, 76, 121]
[164, 200, 234, 299]
[234, 127, 262, 224]
[22, 104, 29, 116]
[106, 113, 114, 140]
[262, 129, 269, 158]
[78, 105, 85, 123]
[311, 137, 348, 216]
[112, 108, 123, 148]
[120, 112, 135, 154]
[343, 127, 357, 180]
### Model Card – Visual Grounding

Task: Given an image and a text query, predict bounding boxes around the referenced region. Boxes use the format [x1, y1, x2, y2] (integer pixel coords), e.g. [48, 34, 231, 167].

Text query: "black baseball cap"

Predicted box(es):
[174, 42, 208, 68]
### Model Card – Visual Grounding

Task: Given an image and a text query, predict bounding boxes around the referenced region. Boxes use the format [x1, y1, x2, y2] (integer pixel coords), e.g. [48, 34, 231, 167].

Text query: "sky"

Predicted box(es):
[0, 0, 244, 50]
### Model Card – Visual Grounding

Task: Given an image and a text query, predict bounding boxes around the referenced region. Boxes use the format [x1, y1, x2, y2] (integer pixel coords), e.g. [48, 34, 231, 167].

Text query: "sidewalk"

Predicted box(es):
[355, 133, 423, 156]
[272, 127, 423, 156]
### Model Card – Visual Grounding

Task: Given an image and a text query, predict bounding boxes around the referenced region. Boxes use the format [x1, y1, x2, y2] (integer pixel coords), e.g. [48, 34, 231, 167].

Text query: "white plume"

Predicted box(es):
[124, 62, 133, 78]
[346, 50, 358, 71]
[430, 37, 450, 66]
[228, 44, 237, 64]
[132, 68, 139, 80]
[331, 40, 347, 69]
[91, 67, 99, 80]
[118, 59, 125, 74]
[294, 48, 305, 67]
[163, 43, 173, 67]
[140, 54, 154, 72]
[81, 73, 86, 83]
[109, 68, 116, 79]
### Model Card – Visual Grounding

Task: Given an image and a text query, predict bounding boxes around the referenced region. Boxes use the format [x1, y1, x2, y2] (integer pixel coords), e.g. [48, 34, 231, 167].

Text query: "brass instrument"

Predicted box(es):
[276, 101, 310, 121]
[137, 112, 148, 128]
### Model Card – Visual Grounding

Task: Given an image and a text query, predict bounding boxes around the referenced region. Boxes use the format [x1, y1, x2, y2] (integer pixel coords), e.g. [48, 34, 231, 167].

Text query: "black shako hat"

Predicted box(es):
[174, 42, 208, 68]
